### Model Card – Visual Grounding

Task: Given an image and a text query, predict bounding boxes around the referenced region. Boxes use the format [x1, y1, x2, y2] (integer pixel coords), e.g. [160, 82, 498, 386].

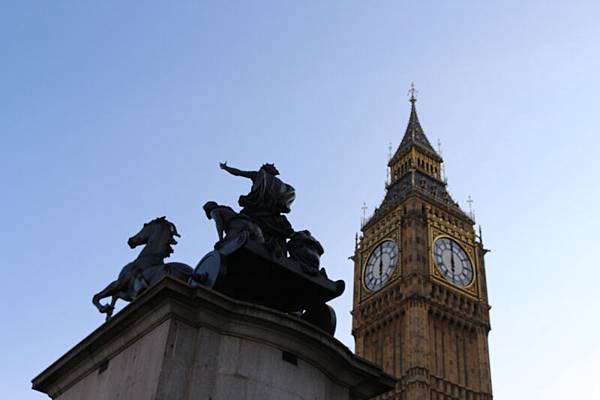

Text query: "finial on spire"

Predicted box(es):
[361, 202, 368, 227]
[437, 139, 446, 181]
[386, 143, 392, 186]
[467, 195, 475, 220]
[408, 82, 418, 104]
[478, 225, 490, 254]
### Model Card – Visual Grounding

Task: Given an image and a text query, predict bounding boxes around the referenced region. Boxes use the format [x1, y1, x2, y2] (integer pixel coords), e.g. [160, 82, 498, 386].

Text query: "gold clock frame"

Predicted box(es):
[361, 238, 400, 293]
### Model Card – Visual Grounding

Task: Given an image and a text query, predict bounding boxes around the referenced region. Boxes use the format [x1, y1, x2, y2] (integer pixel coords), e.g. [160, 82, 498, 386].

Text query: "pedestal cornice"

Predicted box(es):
[33, 277, 394, 399]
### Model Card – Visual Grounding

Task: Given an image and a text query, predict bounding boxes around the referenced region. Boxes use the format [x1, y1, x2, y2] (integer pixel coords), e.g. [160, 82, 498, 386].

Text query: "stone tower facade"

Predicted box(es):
[351, 91, 493, 400]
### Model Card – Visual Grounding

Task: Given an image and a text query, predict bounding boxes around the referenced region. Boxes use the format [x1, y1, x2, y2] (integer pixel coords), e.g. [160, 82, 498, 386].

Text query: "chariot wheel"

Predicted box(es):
[194, 251, 224, 289]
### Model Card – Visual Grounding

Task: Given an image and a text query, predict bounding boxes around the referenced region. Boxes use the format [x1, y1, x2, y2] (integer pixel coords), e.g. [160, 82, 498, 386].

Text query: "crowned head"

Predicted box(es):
[260, 163, 280, 176]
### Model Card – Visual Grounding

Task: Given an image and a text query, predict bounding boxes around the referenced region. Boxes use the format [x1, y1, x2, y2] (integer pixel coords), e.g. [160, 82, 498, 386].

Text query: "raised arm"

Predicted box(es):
[219, 162, 257, 180]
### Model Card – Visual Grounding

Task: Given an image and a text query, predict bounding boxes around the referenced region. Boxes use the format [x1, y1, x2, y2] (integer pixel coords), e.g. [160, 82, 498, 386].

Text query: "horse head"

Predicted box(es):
[128, 216, 180, 257]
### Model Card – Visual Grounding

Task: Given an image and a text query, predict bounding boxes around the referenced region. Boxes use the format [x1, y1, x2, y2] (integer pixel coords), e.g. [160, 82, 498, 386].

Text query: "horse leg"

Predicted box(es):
[104, 295, 119, 321]
[92, 280, 123, 314]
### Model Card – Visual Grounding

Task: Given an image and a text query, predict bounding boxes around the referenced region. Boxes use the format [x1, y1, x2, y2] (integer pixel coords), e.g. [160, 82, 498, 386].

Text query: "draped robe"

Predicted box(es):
[238, 169, 296, 242]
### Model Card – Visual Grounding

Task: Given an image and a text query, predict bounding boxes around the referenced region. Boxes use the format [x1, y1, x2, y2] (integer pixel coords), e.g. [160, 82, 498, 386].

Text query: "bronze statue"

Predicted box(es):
[90, 161, 346, 335]
[203, 201, 264, 244]
[220, 162, 295, 256]
[287, 230, 324, 276]
[191, 162, 344, 335]
[92, 217, 198, 320]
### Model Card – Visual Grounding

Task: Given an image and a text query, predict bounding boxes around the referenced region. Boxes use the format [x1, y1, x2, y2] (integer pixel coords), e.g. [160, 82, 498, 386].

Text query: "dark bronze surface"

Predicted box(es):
[92, 162, 345, 335]
[92, 217, 199, 320]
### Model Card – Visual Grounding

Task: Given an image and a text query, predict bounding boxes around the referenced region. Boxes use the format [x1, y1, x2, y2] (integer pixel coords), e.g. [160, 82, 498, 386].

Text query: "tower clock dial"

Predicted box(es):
[433, 237, 474, 287]
[363, 240, 398, 292]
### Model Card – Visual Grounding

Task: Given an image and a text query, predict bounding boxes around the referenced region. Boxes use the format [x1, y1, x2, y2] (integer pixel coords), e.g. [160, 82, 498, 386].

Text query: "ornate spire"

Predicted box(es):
[408, 83, 418, 142]
[388, 84, 441, 165]
[363, 85, 472, 230]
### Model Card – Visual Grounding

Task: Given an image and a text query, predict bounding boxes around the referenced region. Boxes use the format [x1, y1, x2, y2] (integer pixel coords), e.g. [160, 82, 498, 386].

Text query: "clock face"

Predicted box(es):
[433, 237, 474, 287]
[364, 240, 398, 292]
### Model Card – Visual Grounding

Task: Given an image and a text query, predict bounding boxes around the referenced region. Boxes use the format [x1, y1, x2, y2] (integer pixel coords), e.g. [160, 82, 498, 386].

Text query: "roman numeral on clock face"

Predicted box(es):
[433, 237, 473, 288]
[363, 240, 399, 292]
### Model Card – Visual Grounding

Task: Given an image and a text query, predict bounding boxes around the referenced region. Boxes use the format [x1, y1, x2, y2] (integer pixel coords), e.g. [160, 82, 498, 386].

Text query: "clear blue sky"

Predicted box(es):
[2, 1, 599, 398]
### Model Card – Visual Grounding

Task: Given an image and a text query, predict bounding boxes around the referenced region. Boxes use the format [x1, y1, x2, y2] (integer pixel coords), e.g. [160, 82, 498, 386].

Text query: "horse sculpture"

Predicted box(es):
[92, 217, 197, 320]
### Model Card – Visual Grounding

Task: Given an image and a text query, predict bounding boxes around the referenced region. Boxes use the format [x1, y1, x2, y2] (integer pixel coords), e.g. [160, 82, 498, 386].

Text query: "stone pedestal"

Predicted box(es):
[32, 278, 394, 400]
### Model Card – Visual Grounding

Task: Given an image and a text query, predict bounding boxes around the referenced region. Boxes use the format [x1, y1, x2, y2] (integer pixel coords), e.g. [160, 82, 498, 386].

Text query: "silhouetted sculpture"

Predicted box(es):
[287, 230, 324, 276]
[192, 162, 345, 335]
[92, 217, 198, 320]
[90, 161, 345, 335]
[203, 201, 264, 244]
[220, 162, 295, 256]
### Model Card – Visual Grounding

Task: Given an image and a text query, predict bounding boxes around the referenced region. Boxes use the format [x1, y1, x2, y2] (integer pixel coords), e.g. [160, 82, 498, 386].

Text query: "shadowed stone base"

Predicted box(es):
[32, 278, 394, 400]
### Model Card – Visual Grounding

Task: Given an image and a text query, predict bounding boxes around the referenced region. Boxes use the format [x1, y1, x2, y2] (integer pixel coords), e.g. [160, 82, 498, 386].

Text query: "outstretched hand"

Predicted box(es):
[219, 161, 227, 170]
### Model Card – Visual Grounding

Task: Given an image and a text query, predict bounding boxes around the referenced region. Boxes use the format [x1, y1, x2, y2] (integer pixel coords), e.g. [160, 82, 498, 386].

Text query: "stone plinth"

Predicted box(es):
[32, 278, 394, 400]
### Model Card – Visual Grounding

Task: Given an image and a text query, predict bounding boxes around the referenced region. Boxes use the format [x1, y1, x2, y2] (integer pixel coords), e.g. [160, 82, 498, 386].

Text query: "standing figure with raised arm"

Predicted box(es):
[219, 162, 295, 256]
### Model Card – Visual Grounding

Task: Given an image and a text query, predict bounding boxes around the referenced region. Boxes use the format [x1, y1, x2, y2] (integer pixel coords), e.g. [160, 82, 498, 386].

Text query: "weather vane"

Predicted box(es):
[408, 82, 418, 103]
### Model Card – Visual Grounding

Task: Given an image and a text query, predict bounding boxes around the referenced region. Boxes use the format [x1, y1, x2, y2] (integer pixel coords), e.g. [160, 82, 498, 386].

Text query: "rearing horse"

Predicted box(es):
[92, 217, 196, 320]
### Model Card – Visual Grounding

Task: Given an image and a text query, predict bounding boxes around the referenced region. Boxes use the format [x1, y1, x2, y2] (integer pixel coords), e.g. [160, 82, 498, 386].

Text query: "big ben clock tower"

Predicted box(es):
[352, 86, 493, 400]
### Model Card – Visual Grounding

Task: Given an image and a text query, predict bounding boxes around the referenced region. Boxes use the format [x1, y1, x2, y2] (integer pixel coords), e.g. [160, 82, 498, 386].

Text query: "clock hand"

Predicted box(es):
[450, 241, 456, 276]
[379, 246, 383, 277]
